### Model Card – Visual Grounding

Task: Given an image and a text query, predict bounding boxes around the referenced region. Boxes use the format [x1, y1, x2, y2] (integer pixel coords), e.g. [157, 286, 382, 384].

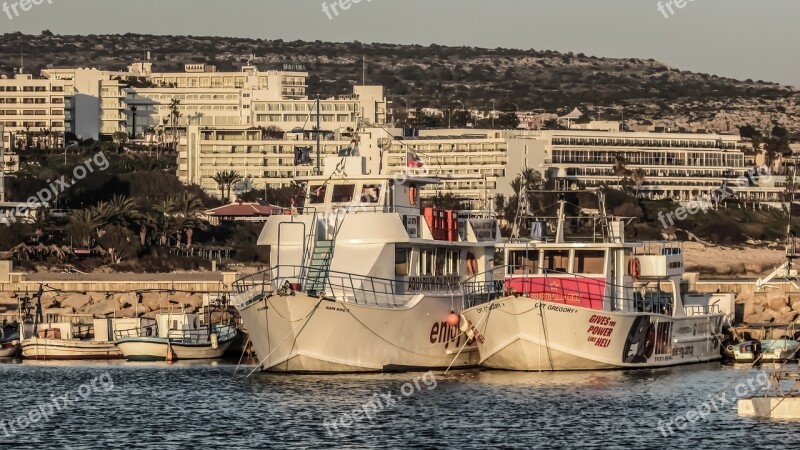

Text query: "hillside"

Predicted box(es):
[2, 32, 798, 133]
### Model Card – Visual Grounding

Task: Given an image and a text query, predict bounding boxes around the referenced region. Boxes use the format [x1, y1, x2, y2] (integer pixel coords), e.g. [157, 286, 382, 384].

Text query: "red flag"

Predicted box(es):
[407, 152, 425, 169]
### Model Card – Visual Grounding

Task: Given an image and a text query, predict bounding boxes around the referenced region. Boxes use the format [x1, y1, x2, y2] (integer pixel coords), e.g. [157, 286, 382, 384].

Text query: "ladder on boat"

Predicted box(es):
[305, 240, 334, 296]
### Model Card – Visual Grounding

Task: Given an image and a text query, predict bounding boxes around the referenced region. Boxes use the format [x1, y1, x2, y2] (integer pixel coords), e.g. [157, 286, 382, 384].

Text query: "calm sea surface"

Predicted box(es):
[1, 360, 799, 449]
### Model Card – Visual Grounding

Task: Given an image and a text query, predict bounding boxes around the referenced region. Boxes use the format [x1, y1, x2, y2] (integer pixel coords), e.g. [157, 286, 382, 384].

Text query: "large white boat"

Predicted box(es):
[115, 312, 237, 361]
[232, 156, 499, 372]
[461, 201, 725, 371]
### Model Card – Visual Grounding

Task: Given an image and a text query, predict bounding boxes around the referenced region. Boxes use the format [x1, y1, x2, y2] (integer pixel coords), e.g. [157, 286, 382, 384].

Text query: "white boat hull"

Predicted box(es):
[116, 338, 234, 361]
[21, 338, 123, 360]
[462, 296, 723, 371]
[0, 341, 20, 358]
[237, 292, 479, 373]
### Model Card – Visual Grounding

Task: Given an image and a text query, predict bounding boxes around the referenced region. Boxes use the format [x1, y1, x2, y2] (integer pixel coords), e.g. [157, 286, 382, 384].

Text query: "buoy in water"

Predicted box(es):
[447, 311, 460, 327]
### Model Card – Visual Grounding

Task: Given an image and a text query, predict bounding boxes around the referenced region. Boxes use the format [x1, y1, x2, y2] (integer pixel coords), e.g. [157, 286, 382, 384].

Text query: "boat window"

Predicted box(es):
[509, 250, 539, 275]
[435, 248, 446, 276]
[447, 250, 460, 275]
[574, 250, 606, 275]
[332, 184, 355, 203]
[395, 248, 410, 276]
[419, 249, 435, 276]
[360, 184, 382, 204]
[543, 250, 570, 274]
[309, 185, 327, 204]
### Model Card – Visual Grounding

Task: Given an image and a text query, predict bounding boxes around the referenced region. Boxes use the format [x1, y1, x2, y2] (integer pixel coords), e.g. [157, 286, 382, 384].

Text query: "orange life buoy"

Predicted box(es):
[409, 184, 418, 206]
[628, 257, 641, 279]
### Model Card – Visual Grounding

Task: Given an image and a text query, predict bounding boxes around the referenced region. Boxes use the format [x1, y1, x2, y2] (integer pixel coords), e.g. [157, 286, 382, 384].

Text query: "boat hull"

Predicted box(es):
[462, 296, 724, 371]
[21, 338, 123, 360]
[0, 341, 20, 358]
[116, 337, 234, 361]
[237, 292, 479, 373]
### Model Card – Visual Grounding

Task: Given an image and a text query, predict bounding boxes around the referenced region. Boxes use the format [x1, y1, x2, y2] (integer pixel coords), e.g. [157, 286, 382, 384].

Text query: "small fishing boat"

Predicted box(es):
[0, 324, 20, 358]
[115, 312, 237, 361]
[728, 339, 800, 363]
[20, 318, 132, 360]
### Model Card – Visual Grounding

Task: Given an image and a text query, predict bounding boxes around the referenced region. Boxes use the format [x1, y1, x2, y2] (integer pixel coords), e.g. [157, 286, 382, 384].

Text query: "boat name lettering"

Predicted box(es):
[547, 305, 578, 314]
[408, 276, 462, 292]
[429, 322, 463, 349]
[325, 306, 346, 313]
[476, 303, 505, 314]
[672, 346, 694, 358]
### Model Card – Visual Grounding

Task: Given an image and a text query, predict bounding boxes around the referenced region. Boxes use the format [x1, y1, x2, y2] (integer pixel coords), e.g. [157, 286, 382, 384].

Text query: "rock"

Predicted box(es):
[80, 299, 119, 317]
[44, 307, 75, 316]
[792, 302, 800, 314]
[88, 292, 109, 303]
[744, 302, 765, 318]
[768, 296, 789, 312]
[117, 305, 152, 318]
[738, 291, 754, 302]
[61, 294, 92, 312]
[141, 293, 166, 311]
[184, 294, 205, 309]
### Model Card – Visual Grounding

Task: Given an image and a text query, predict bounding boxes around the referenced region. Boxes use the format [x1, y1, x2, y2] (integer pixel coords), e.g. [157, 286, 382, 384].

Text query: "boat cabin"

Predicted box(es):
[255, 156, 501, 306]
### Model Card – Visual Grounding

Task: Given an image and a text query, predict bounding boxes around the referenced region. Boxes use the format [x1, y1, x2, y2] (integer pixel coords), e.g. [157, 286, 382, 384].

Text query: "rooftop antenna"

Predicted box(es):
[362, 55, 366, 86]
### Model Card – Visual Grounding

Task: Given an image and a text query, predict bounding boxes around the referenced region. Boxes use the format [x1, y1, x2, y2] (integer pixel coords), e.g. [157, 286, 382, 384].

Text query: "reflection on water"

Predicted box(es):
[0, 360, 798, 449]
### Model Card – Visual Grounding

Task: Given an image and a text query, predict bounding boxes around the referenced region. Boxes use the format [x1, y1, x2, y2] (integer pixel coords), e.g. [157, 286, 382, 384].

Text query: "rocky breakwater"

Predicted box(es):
[0, 291, 210, 321]
[737, 291, 800, 325]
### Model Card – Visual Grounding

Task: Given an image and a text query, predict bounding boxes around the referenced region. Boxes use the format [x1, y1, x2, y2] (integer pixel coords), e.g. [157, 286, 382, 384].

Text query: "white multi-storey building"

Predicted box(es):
[500, 128, 786, 204]
[0, 74, 67, 148]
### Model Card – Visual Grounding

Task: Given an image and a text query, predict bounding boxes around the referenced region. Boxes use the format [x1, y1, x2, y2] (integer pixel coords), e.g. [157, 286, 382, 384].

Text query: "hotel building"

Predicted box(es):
[180, 125, 379, 198]
[382, 129, 508, 210]
[500, 128, 786, 204]
[0, 73, 67, 148]
[43, 57, 389, 140]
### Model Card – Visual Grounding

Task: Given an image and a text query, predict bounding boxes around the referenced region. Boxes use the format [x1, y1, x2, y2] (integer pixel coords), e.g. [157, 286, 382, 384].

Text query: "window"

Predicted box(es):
[418, 250, 435, 276]
[574, 250, 605, 275]
[309, 185, 327, 204]
[360, 184, 382, 204]
[395, 248, 410, 276]
[509, 250, 539, 275]
[543, 250, 570, 273]
[331, 184, 355, 203]
[446, 250, 460, 275]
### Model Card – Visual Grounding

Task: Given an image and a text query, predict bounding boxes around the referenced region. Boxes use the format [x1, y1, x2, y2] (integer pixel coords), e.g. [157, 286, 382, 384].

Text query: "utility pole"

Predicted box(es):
[316, 94, 321, 175]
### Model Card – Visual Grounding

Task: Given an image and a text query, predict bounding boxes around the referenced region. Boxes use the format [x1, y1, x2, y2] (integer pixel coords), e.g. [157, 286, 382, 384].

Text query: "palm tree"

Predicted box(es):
[67, 209, 100, 248]
[29, 209, 55, 243]
[169, 98, 181, 151]
[212, 170, 243, 202]
[171, 192, 206, 247]
[107, 195, 141, 228]
[153, 199, 174, 246]
[631, 169, 646, 198]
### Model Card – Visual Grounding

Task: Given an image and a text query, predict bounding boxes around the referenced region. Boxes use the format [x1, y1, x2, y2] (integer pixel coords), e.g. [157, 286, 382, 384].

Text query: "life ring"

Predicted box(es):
[628, 258, 641, 279]
[466, 252, 478, 276]
[409, 184, 418, 206]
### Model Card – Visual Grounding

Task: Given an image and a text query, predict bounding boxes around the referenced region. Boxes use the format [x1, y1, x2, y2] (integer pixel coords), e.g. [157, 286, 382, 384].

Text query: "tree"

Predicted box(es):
[112, 131, 128, 153]
[169, 98, 181, 151]
[212, 170, 243, 202]
[631, 169, 646, 198]
[170, 192, 206, 247]
[29, 209, 55, 243]
[67, 209, 99, 248]
[497, 101, 520, 129]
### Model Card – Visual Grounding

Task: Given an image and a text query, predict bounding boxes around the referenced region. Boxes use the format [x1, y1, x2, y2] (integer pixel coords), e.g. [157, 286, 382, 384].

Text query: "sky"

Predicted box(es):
[1, 0, 798, 86]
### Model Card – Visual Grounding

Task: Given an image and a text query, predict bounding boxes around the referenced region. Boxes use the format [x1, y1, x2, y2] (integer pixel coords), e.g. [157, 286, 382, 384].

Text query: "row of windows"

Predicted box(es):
[253, 102, 356, 112]
[0, 86, 63, 92]
[551, 149, 745, 168]
[2, 121, 63, 128]
[0, 109, 63, 116]
[508, 249, 606, 276]
[388, 144, 507, 153]
[552, 137, 739, 150]
[255, 114, 352, 123]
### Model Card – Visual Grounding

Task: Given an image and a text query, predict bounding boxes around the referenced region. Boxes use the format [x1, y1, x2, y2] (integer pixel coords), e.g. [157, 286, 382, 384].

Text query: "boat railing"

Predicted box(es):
[167, 324, 236, 344]
[114, 324, 159, 340]
[463, 266, 681, 316]
[233, 265, 462, 309]
[685, 304, 722, 316]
